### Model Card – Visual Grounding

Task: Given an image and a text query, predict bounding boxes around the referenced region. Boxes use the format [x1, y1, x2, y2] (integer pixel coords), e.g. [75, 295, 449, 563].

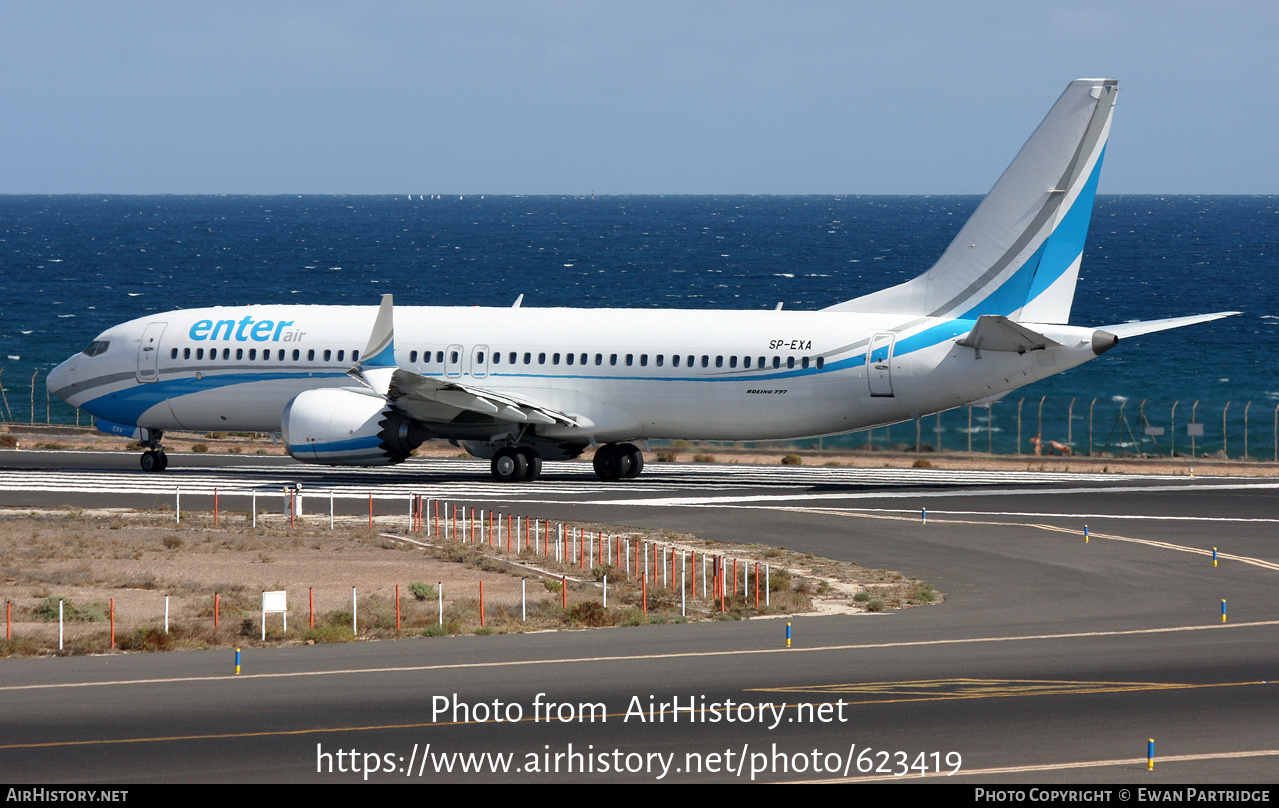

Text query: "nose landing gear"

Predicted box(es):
[138, 430, 168, 472]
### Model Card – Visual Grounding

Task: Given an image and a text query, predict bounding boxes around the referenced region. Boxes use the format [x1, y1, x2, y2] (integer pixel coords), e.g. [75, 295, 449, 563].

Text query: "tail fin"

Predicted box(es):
[826, 79, 1118, 324]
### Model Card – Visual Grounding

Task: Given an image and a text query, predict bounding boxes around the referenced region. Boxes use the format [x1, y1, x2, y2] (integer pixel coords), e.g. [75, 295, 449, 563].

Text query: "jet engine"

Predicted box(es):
[281, 388, 429, 466]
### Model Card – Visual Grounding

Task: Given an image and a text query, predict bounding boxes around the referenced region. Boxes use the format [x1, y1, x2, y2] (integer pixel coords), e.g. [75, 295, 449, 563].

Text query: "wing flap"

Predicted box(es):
[387, 368, 580, 427]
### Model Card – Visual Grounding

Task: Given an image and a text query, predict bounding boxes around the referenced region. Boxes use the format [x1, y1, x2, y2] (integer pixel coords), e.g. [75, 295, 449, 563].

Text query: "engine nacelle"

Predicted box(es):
[281, 388, 428, 466]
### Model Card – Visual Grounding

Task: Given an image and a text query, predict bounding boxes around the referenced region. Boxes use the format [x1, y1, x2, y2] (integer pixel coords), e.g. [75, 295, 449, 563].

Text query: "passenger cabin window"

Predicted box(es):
[249, 349, 256, 360]
[640, 354, 648, 367]
[352, 351, 359, 362]
[626, 354, 633, 367]
[170, 348, 178, 359]
[787, 357, 795, 369]
[278, 349, 286, 361]
[566, 353, 573, 365]
[222, 348, 230, 360]
[730, 356, 738, 368]
[595, 354, 603, 366]
[816, 357, 825, 369]
[673, 355, 681, 367]
[716, 356, 723, 368]
[656, 355, 664, 367]
[772, 357, 780, 369]
[701, 356, 709, 368]
[409, 351, 417, 363]
[538, 353, 546, 365]
[610, 354, 617, 366]
[184, 348, 191, 359]
[801, 357, 809, 369]
[553, 353, 561, 365]
[436, 351, 444, 363]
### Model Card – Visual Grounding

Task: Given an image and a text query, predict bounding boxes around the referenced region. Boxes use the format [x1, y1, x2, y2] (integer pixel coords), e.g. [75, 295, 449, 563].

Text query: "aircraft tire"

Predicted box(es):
[491, 448, 528, 483]
[140, 450, 162, 472]
[593, 444, 622, 481]
[518, 448, 542, 481]
[156, 451, 169, 471]
[619, 443, 644, 478]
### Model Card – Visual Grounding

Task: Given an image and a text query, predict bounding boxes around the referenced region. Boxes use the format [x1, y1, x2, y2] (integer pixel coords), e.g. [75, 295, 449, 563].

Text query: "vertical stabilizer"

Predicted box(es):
[825, 79, 1117, 324]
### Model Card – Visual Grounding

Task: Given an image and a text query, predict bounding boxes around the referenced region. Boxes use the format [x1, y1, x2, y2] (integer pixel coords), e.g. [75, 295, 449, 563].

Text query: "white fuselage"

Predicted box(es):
[48, 303, 1104, 445]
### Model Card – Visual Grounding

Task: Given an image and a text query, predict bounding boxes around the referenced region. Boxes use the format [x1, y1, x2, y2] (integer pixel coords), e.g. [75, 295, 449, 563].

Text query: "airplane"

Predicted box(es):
[47, 78, 1236, 482]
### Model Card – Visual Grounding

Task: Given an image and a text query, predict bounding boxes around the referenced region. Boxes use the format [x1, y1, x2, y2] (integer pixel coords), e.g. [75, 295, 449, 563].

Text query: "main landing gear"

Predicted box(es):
[593, 443, 644, 482]
[490, 446, 543, 482]
[139, 430, 168, 472]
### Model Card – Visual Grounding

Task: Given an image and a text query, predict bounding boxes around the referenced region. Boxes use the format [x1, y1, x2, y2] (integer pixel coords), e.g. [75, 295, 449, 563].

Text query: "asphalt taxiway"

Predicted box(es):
[0, 450, 1276, 783]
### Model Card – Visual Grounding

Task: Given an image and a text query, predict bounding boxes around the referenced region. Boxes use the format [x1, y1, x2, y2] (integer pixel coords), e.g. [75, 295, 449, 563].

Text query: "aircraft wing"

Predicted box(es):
[385, 369, 581, 427]
[345, 294, 583, 431]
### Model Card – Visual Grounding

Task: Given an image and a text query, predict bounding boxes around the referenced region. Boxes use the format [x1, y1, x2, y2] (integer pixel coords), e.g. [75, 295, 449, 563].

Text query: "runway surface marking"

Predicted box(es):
[787, 506, 1279, 524]
[0, 461, 1202, 502]
[2, 620, 1275, 696]
[578, 481, 1279, 507]
[786, 507, 1279, 572]
[2, 679, 1267, 752]
[802, 749, 1279, 783]
[749, 677, 1260, 704]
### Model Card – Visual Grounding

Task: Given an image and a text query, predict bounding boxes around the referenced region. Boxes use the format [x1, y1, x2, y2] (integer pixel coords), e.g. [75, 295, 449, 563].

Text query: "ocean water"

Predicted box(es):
[2, 194, 1275, 455]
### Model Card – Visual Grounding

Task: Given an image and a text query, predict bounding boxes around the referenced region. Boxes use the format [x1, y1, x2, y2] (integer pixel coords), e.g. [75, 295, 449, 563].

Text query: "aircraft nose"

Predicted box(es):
[46, 356, 77, 401]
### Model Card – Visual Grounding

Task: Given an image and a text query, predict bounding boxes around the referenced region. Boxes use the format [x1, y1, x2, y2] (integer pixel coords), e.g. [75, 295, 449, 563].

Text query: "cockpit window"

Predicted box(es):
[83, 340, 109, 357]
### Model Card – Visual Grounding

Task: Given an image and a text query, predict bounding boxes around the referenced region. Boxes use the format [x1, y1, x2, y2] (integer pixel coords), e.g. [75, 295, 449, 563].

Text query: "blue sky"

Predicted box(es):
[3, 1, 1276, 194]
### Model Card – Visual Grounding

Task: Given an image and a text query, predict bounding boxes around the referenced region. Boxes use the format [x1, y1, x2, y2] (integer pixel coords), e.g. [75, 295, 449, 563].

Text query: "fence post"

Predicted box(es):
[1017, 398, 1024, 454]
[1244, 401, 1251, 460]
[967, 406, 973, 453]
[29, 370, 37, 424]
[935, 412, 943, 452]
[1222, 402, 1231, 458]
[1190, 400, 1200, 458]
[1088, 398, 1096, 456]
[1169, 401, 1178, 458]
[1037, 396, 1046, 446]
[1067, 398, 1075, 453]
[987, 402, 994, 454]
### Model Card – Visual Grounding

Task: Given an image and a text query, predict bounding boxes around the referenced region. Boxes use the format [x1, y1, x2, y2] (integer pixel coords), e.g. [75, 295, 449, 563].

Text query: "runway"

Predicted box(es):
[1, 450, 1276, 783]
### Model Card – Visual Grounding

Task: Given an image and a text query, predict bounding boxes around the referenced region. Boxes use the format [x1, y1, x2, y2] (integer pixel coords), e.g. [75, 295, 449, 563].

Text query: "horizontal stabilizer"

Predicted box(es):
[956, 315, 1061, 353]
[1099, 311, 1240, 339]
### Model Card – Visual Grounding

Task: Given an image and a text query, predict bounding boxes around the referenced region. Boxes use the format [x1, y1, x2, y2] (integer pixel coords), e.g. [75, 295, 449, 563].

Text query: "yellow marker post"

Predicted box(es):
[235, 647, 241, 675]
[1148, 739, 1154, 770]
[1213, 547, 1218, 567]
[1221, 600, 1227, 623]
[1084, 525, 1089, 544]
[786, 622, 792, 648]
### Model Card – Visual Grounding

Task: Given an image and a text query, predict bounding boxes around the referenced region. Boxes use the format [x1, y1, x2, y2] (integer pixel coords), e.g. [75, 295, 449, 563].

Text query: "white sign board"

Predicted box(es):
[262, 590, 288, 639]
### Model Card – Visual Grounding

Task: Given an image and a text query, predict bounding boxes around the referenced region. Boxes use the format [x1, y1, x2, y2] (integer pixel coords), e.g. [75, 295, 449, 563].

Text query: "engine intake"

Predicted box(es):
[281, 388, 428, 466]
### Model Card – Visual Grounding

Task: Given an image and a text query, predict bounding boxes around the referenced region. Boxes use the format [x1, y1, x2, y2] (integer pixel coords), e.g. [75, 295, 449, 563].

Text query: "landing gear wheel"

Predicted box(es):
[592, 444, 633, 481]
[618, 443, 644, 478]
[491, 447, 529, 483]
[518, 447, 542, 482]
[140, 450, 163, 472]
[156, 450, 169, 471]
